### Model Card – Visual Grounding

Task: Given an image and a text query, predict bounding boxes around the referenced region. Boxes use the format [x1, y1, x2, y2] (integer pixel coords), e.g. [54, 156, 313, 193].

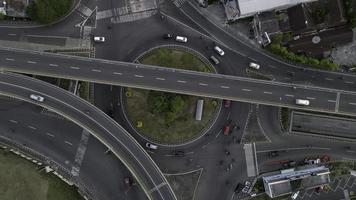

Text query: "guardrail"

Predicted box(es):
[0, 135, 107, 200]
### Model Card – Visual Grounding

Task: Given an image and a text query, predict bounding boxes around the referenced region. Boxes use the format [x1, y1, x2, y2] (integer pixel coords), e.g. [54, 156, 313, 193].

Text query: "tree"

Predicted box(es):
[0, 13, 5, 20]
[26, 0, 72, 24]
[164, 112, 176, 126]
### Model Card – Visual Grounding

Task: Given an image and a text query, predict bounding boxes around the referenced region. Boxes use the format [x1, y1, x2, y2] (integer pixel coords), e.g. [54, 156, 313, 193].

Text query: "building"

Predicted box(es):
[263, 166, 330, 198]
[222, 0, 317, 21]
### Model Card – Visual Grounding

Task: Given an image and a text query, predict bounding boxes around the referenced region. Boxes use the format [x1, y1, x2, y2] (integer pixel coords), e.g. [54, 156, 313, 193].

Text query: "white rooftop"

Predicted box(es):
[237, 0, 315, 17]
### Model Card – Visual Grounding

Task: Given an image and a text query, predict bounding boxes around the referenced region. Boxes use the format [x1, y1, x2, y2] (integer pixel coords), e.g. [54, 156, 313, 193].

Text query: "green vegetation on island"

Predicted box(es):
[26, 0, 73, 24]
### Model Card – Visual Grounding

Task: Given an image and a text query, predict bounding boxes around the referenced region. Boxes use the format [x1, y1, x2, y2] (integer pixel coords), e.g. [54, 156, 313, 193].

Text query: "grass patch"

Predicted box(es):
[252, 178, 265, 193]
[281, 108, 290, 131]
[165, 170, 201, 200]
[328, 161, 355, 179]
[78, 81, 89, 101]
[125, 48, 218, 144]
[26, 0, 73, 24]
[58, 79, 71, 90]
[0, 149, 82, 200]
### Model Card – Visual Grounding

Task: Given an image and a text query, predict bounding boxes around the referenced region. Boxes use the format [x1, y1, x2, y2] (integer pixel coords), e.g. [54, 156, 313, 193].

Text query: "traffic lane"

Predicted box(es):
[0, 73, 175, 200]
[338, 93, 356, 115]
[0, 51, 339, 113]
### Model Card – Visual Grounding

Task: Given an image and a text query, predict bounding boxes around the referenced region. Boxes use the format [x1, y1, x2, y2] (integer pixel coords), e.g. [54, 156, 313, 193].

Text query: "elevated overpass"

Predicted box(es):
[1, 47, 356, 116]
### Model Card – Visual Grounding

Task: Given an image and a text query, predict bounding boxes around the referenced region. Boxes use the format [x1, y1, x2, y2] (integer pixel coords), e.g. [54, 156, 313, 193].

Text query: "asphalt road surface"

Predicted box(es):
[1, 48, 356, 116]
[0, 72, 176, 200]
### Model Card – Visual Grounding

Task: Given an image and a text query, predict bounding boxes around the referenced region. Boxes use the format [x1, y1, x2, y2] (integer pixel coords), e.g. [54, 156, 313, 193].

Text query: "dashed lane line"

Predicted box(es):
[345, 81, 354, 84]
[328, 100, 336, 103]
[65, 141, 73, 146]
[27, 61, 36, 64]
[242, 89, 251, 92]
[27, 125, 36, 130]
[70, 66, 80, 70]
[113, 72, 122, 75]
[285, 94, 294, 97]
[46, 132, 55, 137]
[325, 78, 334, 81]
[9, 120, 18, 123]
[263, 91, 272, 94]
[177, 80, 187, 83]
[91, 69, 102, 73]
[49, 64, 59, 67]
[199, 83, 208, 86]
[6, 58, 15, 61]
[134, 74, 144, 78]
[306, 97, 316, 100]
[349, 102, 356, 106]
[220, 86, 230, 89]
[155, 77, 165, 81]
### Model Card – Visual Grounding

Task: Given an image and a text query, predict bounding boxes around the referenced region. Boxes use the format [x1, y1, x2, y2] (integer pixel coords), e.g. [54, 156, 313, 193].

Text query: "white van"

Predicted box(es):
[249, 62, 260, 70]
[175, 36, 188, 43]
[94, 36, 105, 42]
[30, 94, 45, 102]
[214, 46, 225, 56]
[295, 99, 310, 106]
[145, 143, 158, 150]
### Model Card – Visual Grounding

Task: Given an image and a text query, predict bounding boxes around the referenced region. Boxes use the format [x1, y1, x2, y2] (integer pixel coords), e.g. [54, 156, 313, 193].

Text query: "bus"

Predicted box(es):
[195, 99, 204, 121]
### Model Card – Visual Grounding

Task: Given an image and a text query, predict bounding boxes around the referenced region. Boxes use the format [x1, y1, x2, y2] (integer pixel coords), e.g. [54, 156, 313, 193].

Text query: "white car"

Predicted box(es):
[94, 36, 105, 42]
[175, 36, 188, 43]
[295, 99, 310, 106]
[30, 94, 45, 102]
[291, 191, 300, 199]
[214, 46, 225, 56]
[145, 143, 158, 150]
[249, 62, 260, 70]
[210, 55, 220, 65]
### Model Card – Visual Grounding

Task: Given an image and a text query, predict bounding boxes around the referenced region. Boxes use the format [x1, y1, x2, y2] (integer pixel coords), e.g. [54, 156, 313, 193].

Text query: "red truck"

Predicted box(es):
[223, 124, 231, 135]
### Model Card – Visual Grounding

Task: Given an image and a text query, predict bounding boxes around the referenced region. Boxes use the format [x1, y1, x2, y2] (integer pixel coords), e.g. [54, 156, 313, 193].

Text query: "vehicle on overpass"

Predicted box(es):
[30, 94, 45, 102]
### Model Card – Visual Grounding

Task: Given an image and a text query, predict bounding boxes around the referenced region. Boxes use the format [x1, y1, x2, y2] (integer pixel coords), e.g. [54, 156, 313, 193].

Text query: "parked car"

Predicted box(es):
[94, 36, 105, 42]
[175, 36, 188, 43]
[30, 94, 45, 102]
[214, 46, 225, 56]
[224, 100, 231, 108]
[249, 62, 260, 70]
[242, 181, 251, 193]
[145, 143, 158, 150]
[162, 33, 173, 39]
[210, 55, 220, 65]
[234, 183, 243, 193]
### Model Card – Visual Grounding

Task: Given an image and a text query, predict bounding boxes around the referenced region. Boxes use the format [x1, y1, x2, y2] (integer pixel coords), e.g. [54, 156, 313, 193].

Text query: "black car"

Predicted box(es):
[234, 183, 243, 193]
[162, 33, 173, 39]
[172, 150, 185, 157]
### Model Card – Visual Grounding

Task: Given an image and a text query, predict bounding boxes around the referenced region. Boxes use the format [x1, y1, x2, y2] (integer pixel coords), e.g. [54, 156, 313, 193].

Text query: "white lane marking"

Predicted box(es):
[92, 69, 102, 72]
[285, 94, 294, 97]
[113, 72, 122, 75]
[325, 78, 334, 81]
[46, 132, 55, 137]
[345, 81, 354, 84]
[263, 91, 272, 94]
[9, 120, 18, 123]
[27, 61, 36, 64]
[242, 89, 251, 92]
[64, 141, 73, 146]
[268, 65, 276, 69]
[306, 97, 316, 100]
[134, 74, 144, 78]
[220, 86, 230, 89]
[199, 83, 208, 86]
[155, 77, 165, 81]
[7, 33, 17, 36]
[349, 102, 356, 106]
[247, 57, 257, 61]
[328, 100, 336, 103]
[70, 66, 80, 70]
[177, 80, 186, 83]
[6, 58, 15, 61]
[49, 64, 58, 67]
[28, 125, 36, 130]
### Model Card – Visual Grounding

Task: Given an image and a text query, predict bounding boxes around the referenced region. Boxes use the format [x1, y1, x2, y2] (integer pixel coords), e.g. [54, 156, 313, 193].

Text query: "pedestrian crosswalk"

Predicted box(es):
[76, 4, 93, 18]
[172, 0, 187, 7]
[111, 10, 157, 24]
